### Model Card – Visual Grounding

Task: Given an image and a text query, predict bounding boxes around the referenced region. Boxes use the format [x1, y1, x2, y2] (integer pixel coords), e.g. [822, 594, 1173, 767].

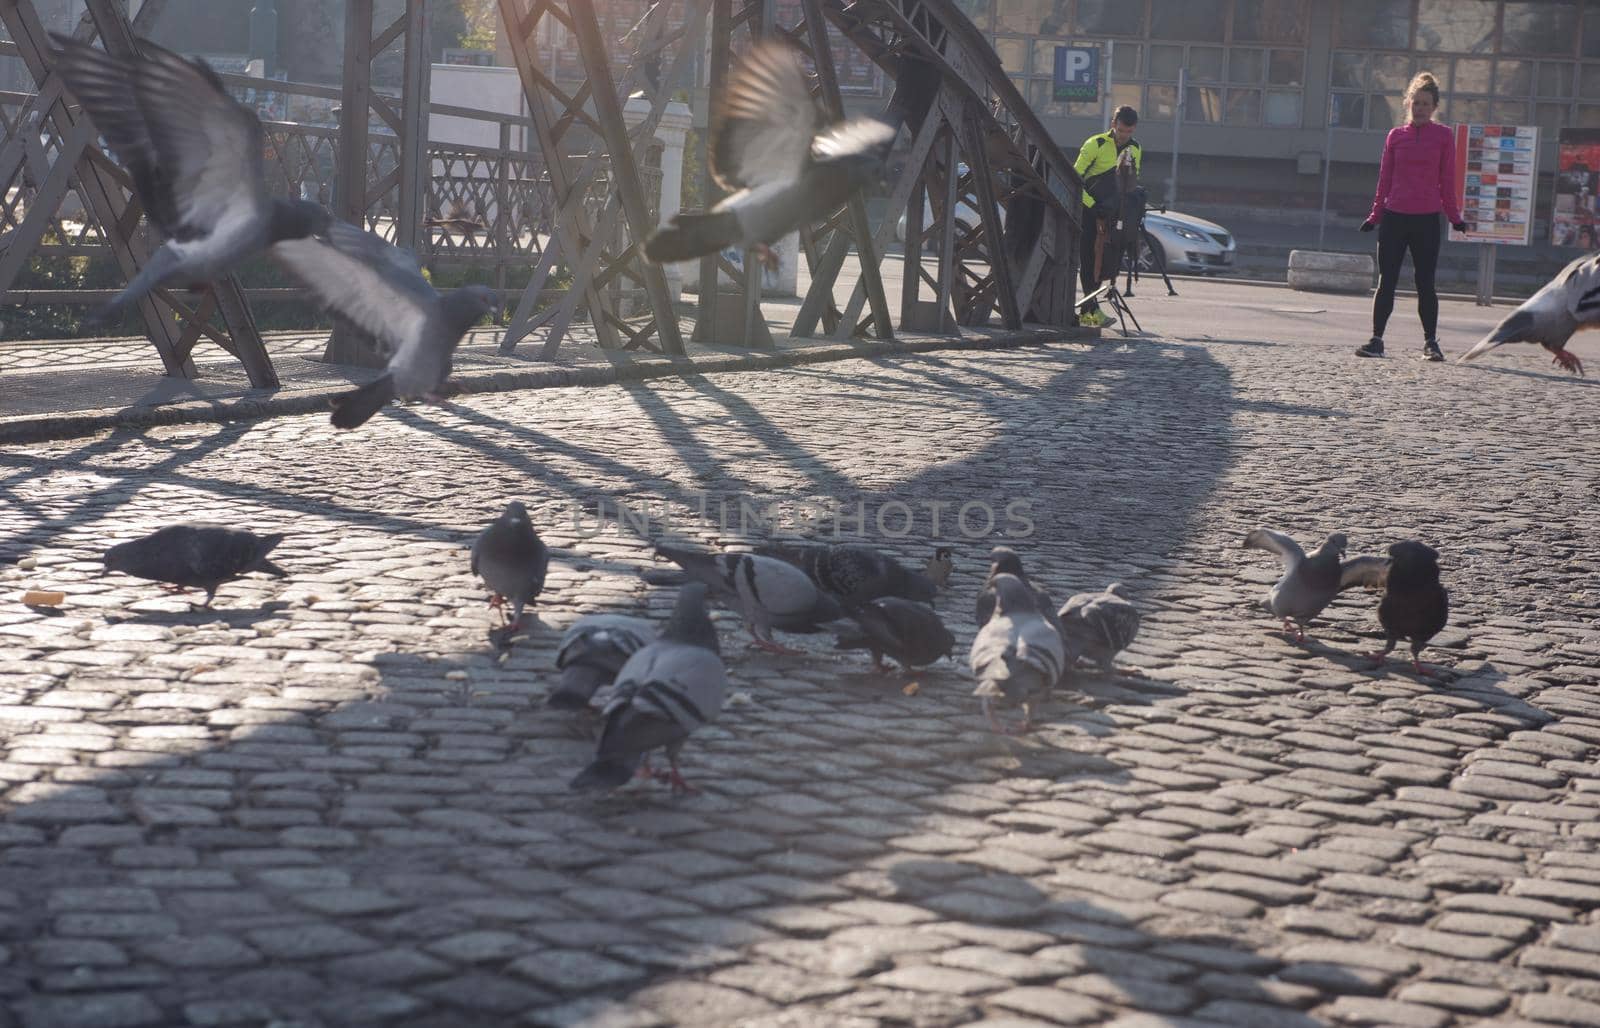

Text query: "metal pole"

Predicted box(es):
[1101, 40, 1113, 128]
[1476, 243, 1495, 305]
[1318, 88, 1334, 249]
[1167, 66, 1184, 207]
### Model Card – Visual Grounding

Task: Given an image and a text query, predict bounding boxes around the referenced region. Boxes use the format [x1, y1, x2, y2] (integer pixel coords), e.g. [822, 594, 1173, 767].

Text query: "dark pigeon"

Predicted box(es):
[833, 597, 955, 678]
[1460, 251, 1594, 376]
[570, 583, 727, 794]
[270, 220, 500, 429]
[470, 500, 548, 634]
[654, 543, 844, 654]
[756, 540, 938, 606]
[549, 613, 655, 710]
[1243, 528, 1387, 643]
[969, 574, 1067, 734]
[1364, 541, 1450, 677]
[49, 33, 328, 325]
[1058, 582, 1141, 673]
[643, 40, 898, 270]
[102, 523, 287, 607]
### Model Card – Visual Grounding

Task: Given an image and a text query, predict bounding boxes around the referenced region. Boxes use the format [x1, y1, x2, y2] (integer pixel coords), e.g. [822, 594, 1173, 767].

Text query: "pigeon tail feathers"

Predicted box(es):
[569, 757, 637, 792]
[330, 375, 397, 429]
[644, 211, 743, 264]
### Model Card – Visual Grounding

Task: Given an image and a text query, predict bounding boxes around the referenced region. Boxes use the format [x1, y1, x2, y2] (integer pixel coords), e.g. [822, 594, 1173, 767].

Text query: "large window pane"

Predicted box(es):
[1113, 43, 1141, 79]
[1335, 0, 1411, 49]
[1229, 48, 1264, 83]
[1074, 0, 1145, 36]
[1330, 92, 1366, 128]
[1231, 0, 1309, 44]
[1145, 83, 1178, 119]
[1535, 103, 1569, 136]
[993, 35, 1029, 73]
[1491, 100, 1531, 123]
[993, 0, 1046, 34]
[1268, 50, 1304, 85]
[1586, 11, 1600, 64]
[1453, 58, 1492, 93]
[1110, 82, 1142, 114]
[1149, 44, 1184, 81]
[1264, 89, 1302, 126]
[1186, 85, 1225, 122]
[1370, 93, 1400, 130]
[1039, 0, 1070, 34]
[1371, 54, 1412, 93]
[1501, 2, 1579, 56]
[1415, 0, 1494, 53]
[1027, 78, 1072, 116]
[1189, 47, 1225, 83]
[1225, 88, 1261, 124]
[1150, 0, 1227, 42]
[1331, 52, 1367, 90]
[1583, 66, 1600, 101]
[1538, 63, 1574, 98]
[1577, 106, 1600, 128]
[1496, 61, 1533, 96]
[1453, 98, 1492, 123]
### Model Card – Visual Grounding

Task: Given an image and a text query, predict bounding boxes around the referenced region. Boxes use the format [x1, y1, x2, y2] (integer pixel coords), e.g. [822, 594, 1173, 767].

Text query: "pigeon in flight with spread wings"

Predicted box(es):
[271, 220, 500, 429]
[49, 33, 327, 325]
[643, 40, 898, 271]
[1460, 250, 1596, 376]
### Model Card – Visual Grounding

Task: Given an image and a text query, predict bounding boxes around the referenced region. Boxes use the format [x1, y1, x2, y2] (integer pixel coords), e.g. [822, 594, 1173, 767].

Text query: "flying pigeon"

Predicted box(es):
[1058, 582, 1141, 674]
[974, 547, 1074, 674]
[102, 523, 287, 608]
[653, 543, 844, 654]
[49, 33, 328, 325]
[1460, 251, 1595, 376]
[1242, 529, 1387, 642]
[833, 597, 955, 683]
[1364, 540, 1450, 677]
[471, 501, 548, 636]
[756, 541, 938, 606]
[270, 219, 500, 428]
[969, 574, 1068, 734]
[643, 40, 898, 271]
[550, 613, 656, 710]
[570, 583, 727, 794]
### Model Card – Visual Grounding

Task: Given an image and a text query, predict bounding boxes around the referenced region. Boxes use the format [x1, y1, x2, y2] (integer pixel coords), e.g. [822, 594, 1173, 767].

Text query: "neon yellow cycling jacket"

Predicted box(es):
[1075, 131, 1142, 209]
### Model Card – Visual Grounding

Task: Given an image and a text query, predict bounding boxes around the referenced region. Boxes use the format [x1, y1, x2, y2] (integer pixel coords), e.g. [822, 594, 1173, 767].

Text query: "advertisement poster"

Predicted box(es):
[1452, 123, 1537, 245]
[1553, 128, 1600, 250]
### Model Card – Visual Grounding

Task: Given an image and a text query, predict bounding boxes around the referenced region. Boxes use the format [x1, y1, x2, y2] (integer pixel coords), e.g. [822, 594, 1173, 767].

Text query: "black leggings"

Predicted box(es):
[1080, 205, 1107, 298]
[1372, 210, 1441, 340]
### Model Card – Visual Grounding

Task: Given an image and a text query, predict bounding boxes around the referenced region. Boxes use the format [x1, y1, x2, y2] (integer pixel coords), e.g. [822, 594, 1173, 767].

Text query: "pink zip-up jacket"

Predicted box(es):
[1367, 120, 1462, 225]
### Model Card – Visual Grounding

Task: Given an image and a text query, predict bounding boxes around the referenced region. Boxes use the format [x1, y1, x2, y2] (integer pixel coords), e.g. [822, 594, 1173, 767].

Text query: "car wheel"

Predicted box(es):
[1137, 231, 1166, 274]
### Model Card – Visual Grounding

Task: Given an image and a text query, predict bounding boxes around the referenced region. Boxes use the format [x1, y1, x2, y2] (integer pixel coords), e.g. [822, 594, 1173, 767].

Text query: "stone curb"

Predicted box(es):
[0, 325, 1094, 445]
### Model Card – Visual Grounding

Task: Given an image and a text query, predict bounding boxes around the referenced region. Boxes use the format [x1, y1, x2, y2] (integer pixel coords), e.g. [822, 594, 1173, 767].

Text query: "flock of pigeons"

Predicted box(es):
[94, 504, 1450, 795]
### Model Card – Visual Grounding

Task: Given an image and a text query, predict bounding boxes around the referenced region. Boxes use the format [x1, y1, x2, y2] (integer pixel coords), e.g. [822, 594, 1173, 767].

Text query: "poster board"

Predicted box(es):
[1451, 123, 1537, 245]
[1552, 129, 1600, 250]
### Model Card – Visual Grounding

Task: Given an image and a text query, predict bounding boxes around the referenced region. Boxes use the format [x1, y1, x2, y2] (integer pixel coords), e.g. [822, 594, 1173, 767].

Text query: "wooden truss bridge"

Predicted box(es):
[0, 0, 1085, 388]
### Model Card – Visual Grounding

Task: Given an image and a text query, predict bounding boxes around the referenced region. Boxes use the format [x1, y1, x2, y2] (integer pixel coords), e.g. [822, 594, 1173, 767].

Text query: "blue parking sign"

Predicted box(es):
[1054, 46, 1099, 102]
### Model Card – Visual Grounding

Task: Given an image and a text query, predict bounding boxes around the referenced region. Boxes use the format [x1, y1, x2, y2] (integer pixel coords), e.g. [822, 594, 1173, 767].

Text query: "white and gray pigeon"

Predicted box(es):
[1460, 250, 1595, 376]
[549, 613, 656, 710]
[969, 574, 1068, 734]
[1243, 528, 1387, 643]
[832, 597, 955, 679]
[974, 546, 1074, 678]
[1058, 583, 1142, 674]
[49, 33, 328, 325]
[654, 542, 845, 654]
[570, 583, 727, 794]
[102, 523, 287, 608]
[756, 541, 939, 606]
[470, 501, 548, 634]
[643, 40, 898, 270]
[270, 219, 500, 429]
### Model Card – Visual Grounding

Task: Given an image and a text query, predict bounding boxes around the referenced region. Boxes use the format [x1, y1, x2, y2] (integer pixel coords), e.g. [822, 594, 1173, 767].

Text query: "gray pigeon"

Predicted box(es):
[570, 583, 727, 794]
[102, 523, 287, 607]
[974, 546, 1074, 677]
[550, 613, 656, 710]
[756, 541, 939, 606]
[471, 501, 548, 635]
[643, 40, 898, 270]
[1460, 251, 1594, 376]
[270, 220, 500, 429]
[1243, 529, 1387, 642]
[833, 597, 955, 679]
[1058, 583, 1141, 673]
[969, 574, 1068, 734]
[49, 34, 328, 325]
[654, 543, 844, 653]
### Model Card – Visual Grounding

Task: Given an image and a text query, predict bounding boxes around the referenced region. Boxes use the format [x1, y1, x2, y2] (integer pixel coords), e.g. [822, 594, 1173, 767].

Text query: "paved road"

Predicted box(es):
[1, 281, 1598, 1027]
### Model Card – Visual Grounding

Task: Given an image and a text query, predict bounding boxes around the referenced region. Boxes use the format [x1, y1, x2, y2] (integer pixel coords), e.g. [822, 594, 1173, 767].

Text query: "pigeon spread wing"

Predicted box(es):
[1243, 528, 1305, 570]
[1338, 556, 1389, 591]
[809, 117, 898, 168]
[710, 41, 818, 192]
[271, 219, 437, 362]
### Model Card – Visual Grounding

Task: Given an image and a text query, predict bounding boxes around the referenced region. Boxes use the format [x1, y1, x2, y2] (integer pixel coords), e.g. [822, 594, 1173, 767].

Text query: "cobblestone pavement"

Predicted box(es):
[2, 284, 1599, 1028]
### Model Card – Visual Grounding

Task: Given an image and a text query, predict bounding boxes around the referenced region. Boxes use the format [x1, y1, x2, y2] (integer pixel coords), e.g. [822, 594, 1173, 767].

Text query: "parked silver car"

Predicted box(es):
[1137, 208, 1236, 275]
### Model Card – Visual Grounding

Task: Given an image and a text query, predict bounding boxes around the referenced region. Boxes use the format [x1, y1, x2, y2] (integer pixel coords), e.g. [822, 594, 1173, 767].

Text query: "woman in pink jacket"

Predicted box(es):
[1355, 72, 1467, 362]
